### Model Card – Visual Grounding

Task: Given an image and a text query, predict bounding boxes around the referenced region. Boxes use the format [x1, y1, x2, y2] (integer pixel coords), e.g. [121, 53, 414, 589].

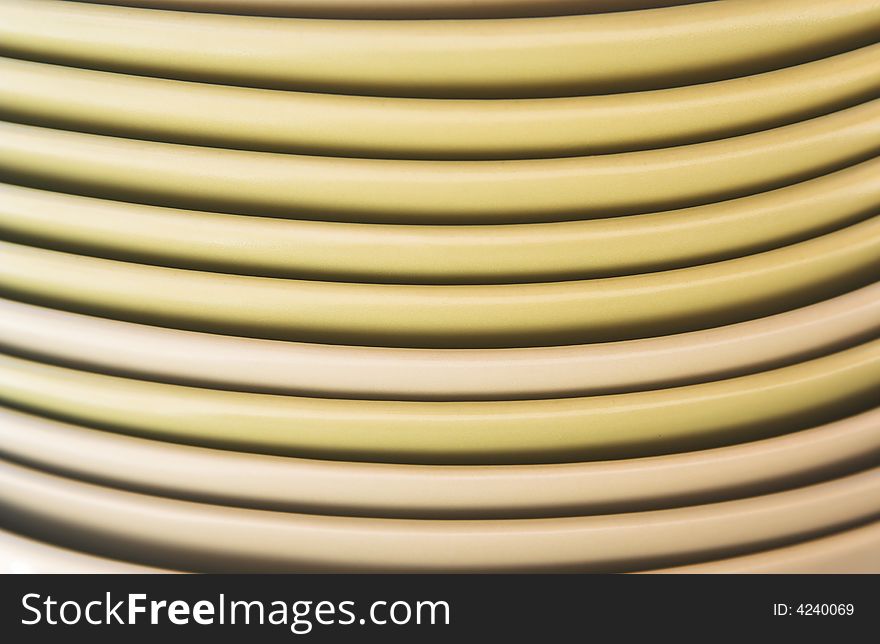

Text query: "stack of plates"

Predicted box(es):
[0, 0, 878, 573]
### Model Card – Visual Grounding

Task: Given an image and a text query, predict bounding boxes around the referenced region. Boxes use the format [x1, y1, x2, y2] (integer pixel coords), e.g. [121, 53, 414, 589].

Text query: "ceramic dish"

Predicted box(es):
[1, 285, 877, 399]
[0, 340, 877, 463]
[2, 45, 878, 158]
[1, 459, 876, 572]
[2, 0, 877, 96]
[2, 105, 878, 222]
[1, 405, 877, 518]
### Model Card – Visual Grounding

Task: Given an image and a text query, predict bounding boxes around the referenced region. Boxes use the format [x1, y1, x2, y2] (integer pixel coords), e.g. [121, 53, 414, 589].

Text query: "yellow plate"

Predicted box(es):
[2, 103, 878, 222]
[0, 340, 877, 463]
[2, 45, 878, 158]
[2, 159, 877, 283]
[1, 219, 876, 347]
[2, 0, 878, 96]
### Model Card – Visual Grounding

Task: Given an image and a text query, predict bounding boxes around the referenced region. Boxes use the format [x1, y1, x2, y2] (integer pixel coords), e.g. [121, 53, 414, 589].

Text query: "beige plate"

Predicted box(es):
[1, 460, 877, 572]
[1, 405, 878, 518]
